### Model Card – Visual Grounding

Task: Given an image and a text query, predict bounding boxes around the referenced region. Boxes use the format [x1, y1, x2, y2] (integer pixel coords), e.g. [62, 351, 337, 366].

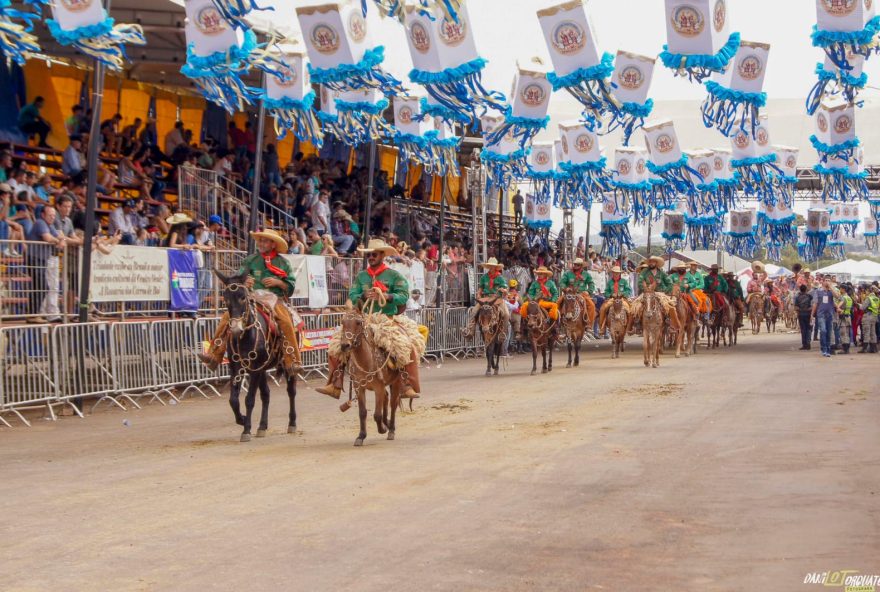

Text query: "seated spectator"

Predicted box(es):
[0, 150, 12, 182]
[286, 228, 306, 254]
[18, 96, 52, 148]
[100, 113, 123, 155]
[120, 117, 142, 154]
[164, 121, 186, 157]
[35, 175, 59, 204]
[320, 233, 338, 256]
[108, 199, 140, 245]
[307, 228, 323, 255]
[62, 134, 86, 177]
[406, 289, 424, 312]
[0, 186, 25, 253]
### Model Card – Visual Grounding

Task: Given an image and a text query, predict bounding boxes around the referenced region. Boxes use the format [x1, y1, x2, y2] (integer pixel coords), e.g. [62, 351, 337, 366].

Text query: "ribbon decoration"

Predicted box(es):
[261, 48, 323, 145]
[661, 210, 686, 253]
[644, 120, 702, 201]
[610, 146, 652, 224]
[0, 0, 43, 65]
[700, 41, 769, 138]
[209, 0, 269, 30]
[811, 8, 880, 72]
[729, 117, 783, 205]
[772, 146, 799, 207]
[526, 142, 556, 207]
[485, 61, 551, 150]
[806, 59, 867, 115]
[393, 95, 460, 177]
[685, 204, 722, 251]
[796, 225, 810, 261]
[686, 150, 728, 221]
[604, 51, 655, 145]
[297, 3, 403, 95]
[869, 198, 880, 223]
[557, 122, 610, 210]
[599, 193, 634, 258]
[711, 149, 742, 214]
[722, 209, 759, 259]
[814, 161, 868, 203]
[405, 4, 505, 126]
[524, 192, 553, 230]
[47, 0, 144, 71]
[316, 86, 346, 141]
[365, 0, 462, 24]
[757, 199, 797, 260]
[480, 113, 527, 193]
[864, 217, 879, 252]
[804, 207, 833, 260]
[829, 201, 861, 240]
[335, 91, 395, 147]
[660, 0, 740, 84]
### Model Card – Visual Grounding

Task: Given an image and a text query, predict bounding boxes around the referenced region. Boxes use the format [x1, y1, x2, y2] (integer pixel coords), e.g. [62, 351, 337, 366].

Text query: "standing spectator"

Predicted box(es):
[0, 184, 25, 253]
[794, 284, 813, 351]
[65, 104, 85, 136]
[53, 194, 83, 319]
[0, 150, 13, 181]
[108, 199, 139, 244]
[307, 228, 323, 255]
[18, 96, 52, 148]
[62, 135, 86, 177]
[164, 121, 187, 156]
[25, 206, 64, 323]
[243, 121, 256, 159]
[120, 117, 142, 154]
[311, 190, 331, 235]
[406, 289, 424, 312]
[512, 190, 524, 226]
[228, 121, 248, 159]
[812, 279, 836, 357]
[263, 143, 282, 187]
[100, 113, 123, 155]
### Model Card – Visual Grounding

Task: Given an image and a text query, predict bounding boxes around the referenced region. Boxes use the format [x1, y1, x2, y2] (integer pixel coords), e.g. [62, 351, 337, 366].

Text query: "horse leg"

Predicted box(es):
[373, 386, 387, 435]
[566, 341, 572, 368]
[387, 383, 399, 441]
[531, 340, 537, 375]
[354, 387, 367, 446]
[493, 344, 499, 375]
[541, 347, 547, 373]
[287, 374, 297, 434]
[574, 333, 580, 367]
[228, 362, 245, 427]
[240, 377, 258, 442]
[485, 345, 492, 376]
[548, 338, 554, 372]
[256, 374, 270, 437]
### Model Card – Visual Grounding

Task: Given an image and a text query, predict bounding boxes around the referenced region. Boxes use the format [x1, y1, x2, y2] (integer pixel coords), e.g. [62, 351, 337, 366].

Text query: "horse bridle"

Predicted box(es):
[225, 283, 256, 331]
[224, 283, 276, 379]
[477, 302, 503, 345]
[561, 292, 582, 326]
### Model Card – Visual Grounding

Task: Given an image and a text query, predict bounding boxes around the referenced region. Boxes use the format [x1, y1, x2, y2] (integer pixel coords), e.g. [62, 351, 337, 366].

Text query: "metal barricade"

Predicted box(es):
[109, 321, 164, 408]
[326, 257, 361, 306]
[150, 319, 210, 400]
[405, 307, 443, 358]
[53, 322, 116, 412]
[0, 240, 64, 321]
[298, 313, 334, 379]
[0, 324, 62, 426]
[442, 307, 482, 359]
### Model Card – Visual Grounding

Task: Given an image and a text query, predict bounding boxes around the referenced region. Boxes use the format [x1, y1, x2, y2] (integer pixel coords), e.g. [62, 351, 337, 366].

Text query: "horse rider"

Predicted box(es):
[521, 266, 559, 321]
[316, 239, 422, 398]
[505, 279, 523, 353]
[703, 264, 729, 312]
[764, 278, 782, 316]
[198, 229, 301, 375]
[838, 283, 854, 354]
[598, 264, 632, 329]
[745, 261, 766, 307]
[638, 256, 672, 294]
[857, 284, 880, 353]
[464, 257, 509, 340]
[686, 261, 711, 319]
[671, 263, 700, 316]
[725, 271, 746, 325]
[558, 257, 597, 324]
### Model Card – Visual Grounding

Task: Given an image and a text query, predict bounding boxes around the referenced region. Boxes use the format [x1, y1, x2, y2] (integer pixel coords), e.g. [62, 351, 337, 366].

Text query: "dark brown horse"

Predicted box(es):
[476, 296, 505, 376]
[601, 296, 630, 359]
[709, 293, 735, 348]
[558, 288, 592, 368]
[524, 301, 557, 375]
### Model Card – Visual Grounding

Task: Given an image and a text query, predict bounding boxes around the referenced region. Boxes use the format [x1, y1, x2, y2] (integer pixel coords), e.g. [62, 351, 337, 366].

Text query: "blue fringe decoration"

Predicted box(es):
[602, 99, 653, 146]
[731, 153, 783, 205]
[47, 16, 145, 71]
[813, 164, 868, 202]
[827, 240, 846, 260]
[485, 107, 550, 150]
[417, 97, 472, 126]
[701, 80, 767, 138]
[685, 214, 722, 250]
[648, 177, 678, 213]
[481, 148, 527, 192]
[548, 53, 619, 126]
[660, 32, 740, 83]
[209, 0, 270, 30]
[806, 62, 867, 115]
[611, 179, 652, 224]
[308, 46, 404, 95]
[410, 57, 507, 125]
[811, 16, 880, 69]
[317, 110, 346, 141]
[600, 220, 634, 258]
[261, 92, 323, 146]
[647, 155, 702, 196]
[810, 134, 860, 162]
[0, 0, 42, 64]
[335, 99, 394, 147]
[527, 170, 556, 206]
[805, 229, 831, 260]
[558, 158, 611, 210]
[758, 213, 797, 246]
[723, 229, 758, 259]
[716, 175, 742, 213]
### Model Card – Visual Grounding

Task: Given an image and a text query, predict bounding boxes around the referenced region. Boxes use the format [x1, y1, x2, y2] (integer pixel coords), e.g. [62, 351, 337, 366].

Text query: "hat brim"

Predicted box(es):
[481, 263, 504, 269]
[356, 245, 399, 257]
[250, 231, 289, 254]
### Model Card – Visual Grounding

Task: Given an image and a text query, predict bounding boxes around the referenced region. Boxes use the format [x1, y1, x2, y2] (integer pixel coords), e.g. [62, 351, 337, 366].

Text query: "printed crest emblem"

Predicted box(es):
[786, 155, 796, 169]
[738, 55, 762, 81]
[698, 163, 711, 179]
[713, 0, 726, 32]
[575, 133, 594, 153]
[561, 135, 569, 154]
[821, 0, 857, 15]
[603, 200, 616, 214]
[817, 113, 828, 133]
[713, 156, 723, 171]
[636, 159, 646, 174]
[312, 24, 340, 54]
[671, 6, 705, 38]
[535, 151, 550, 166]
[618, 159, 631, 176]
[275, 64, 297, 88]
[60, 0, 92, 11]
[397, 106, 413, 125]
[349, 11, 367, 43]
[834, 114, 852, 134]
[536, 203, 550, 217]
[756, 127, 769, 146]
[195, 6, 227, 35]
[618, 66, 644, 90]
[521, 83, 546, 107]
[551, 21, 586, 55]
[438, 17, 467, 47]
[409, 22, 431, 53]
[655, 133, 675, 153]
[734, 131, 750, 149]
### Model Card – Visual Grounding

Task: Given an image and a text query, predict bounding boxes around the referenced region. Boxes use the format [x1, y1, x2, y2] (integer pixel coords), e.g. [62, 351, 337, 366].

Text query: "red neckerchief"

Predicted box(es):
[710, 273, 719, 288]
[366, 263, 389, 292]
[573, 268, 583, 280]
[537, 277, 550, 298]
[488, 269, 501, 285]
[262, 250, 288, 279]
[613, 277, 620, 294]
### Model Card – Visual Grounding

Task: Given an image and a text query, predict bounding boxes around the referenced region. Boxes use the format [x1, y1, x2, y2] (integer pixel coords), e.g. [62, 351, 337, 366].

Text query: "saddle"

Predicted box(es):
[711, 292, 728, 311]
[254, 302, 279, 337]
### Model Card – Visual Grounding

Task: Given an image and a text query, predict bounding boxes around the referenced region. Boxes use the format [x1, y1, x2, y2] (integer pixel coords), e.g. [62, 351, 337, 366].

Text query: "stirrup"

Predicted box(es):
[402, 388, 420, 399]
[197, 352, 220, 371]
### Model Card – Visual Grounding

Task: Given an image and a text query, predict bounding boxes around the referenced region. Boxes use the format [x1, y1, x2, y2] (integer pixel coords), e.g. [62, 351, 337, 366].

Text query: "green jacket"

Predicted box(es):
[604, 276, 631, 298]
[349, 266, 409, 316]
[526, 278, 559, 302]
[479, 272, 508, 297]
[560, 269, 595, 294]
[685, 270, 704, 290]
[670, 272, 690, 292]
[840, 294, 853, 316]
[239, 252, 296, 298]
[638, 268, 672, 294]
[728, 279, 744, 300]
[866, 294, 880, 315]
[703, 273, 728, 294]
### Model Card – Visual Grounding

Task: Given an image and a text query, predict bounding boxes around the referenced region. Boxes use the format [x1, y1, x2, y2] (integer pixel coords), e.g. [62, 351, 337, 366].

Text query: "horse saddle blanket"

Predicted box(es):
[363, 314, 427, 366]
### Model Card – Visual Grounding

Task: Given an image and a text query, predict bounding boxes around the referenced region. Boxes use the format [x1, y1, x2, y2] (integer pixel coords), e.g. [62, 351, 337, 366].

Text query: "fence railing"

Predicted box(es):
[0, 306, 487, 426]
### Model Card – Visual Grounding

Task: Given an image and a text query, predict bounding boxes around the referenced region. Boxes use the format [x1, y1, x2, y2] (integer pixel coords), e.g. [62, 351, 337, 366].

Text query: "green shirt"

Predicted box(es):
[526, 278, 558, 302]
[604, 276, 631, 298]
[560, 269, 595, 294]
[479, 272, 508, 297]
[685, 270, 704, 289]
[238, 252, 296, 299]
[638, 268, 672, 294]
[349, 266, 409, 316]
[728, 280, 744, 300]
[670, 272, 690, 292]
[309, 241, 323, 255]
[840, 294, 853, 315]
[18, 103, 40, 128]
[703, 273, 728, 294]
[867, 294, 880, 315]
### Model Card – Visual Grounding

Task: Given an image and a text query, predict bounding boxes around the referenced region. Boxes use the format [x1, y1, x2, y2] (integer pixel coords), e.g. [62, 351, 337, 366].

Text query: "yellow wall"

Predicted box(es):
[119, 80, 151, 128]
[155, 90, 178, 148]
[179, 95, 205, 143]
[378, 145, 398, 181]
[23, 61, 85, 147]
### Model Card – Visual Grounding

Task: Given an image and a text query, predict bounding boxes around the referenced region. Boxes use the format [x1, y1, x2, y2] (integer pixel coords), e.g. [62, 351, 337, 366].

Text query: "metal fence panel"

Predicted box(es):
[53, 322, 116, 408]
[0, 325, 58, 425]
[109, 321, 163, 406]
[0, 240, 72, 321]
[150, 319, 208, 398]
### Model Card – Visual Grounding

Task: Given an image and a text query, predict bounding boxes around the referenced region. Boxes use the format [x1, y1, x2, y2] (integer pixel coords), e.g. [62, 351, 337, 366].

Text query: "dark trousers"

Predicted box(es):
[27, 259, 47, 315]
[798, 313, 812, 349]
[514, 208, 522, 226]
[20, 120, 51, 146]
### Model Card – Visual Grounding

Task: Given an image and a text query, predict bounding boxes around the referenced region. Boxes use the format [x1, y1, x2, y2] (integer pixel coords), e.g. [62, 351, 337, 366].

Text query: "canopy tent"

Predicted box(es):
[814, 259, 880, 281]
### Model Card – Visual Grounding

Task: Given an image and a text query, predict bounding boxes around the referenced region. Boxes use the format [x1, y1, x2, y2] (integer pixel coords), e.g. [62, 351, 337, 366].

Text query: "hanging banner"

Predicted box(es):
[168, 250, 200, 311]
[90, 246, 169, 302]
[390, 260, 426, 295]
[283, 254, 329, 308]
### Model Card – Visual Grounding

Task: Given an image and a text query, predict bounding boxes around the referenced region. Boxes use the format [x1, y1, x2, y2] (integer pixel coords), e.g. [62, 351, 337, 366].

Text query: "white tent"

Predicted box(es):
[814, 259, 880, 282]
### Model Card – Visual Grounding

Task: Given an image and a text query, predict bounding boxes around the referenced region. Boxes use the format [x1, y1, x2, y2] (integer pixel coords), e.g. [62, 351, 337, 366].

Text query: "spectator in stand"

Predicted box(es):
[0, 184, 25, 252]
[100, 113, 123, 155]
[228, 121, 248, 159]
[53, 194, 83, 318]
[576, 236, 585, 259]
[165, 121, 187, 157]
[0, 150, 13, 182]
[109, 199, 140, 245]
[18, 96, 52, 148]
[406, 289, 424, 312]
[163, 212, 194, 248]
[62, 134, 86, 177]
[330, 207, 357, 254]
[120, 117, 142, 154]
[243, 121, 256, 159]
[311, 190, 331, 235]
[10, 189, 35, 235]
[307, 228, 323, 255]
[25, 205, 64, 323]
[264, 143, 282, 187]
[35, 175, 59, 204]
[213, 150, 235, 180]
[512, 190, 524, 226]
[320, 234, 338, 256]
[207, 214, 224, 243]
[65, 104, 85, 136]
[149, 204, 172, 245]
[9, 168, 34, 202]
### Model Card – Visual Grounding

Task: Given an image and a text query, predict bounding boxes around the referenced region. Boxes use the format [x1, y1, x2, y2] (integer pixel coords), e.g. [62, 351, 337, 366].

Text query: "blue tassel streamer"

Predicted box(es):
[261, 92, 323, 146]
[410, 57, 507, 125]
[335, 99, 394, 146]
[731, 153, 783, 205]
[701, 81, 767, 138]
[481, 148, 527, 192]
[558, 158, 612, 210]
[662, 231, 686, 254]
[317, 110, 346, 141]
[0, 0, 43, 64]
[602, 99, 653, 146]
[47, 16, 145, 71]
[773, 174, 796, 208]
[813, 164, 868, 202]
[830, 217, 860, 240]
[810, 134, 860, 162]
[685, 214, 722, 251]
[611, 179, 652, 224]
[417, 96, 472, 126]
[209, 0, 270, 30]
[865, 228, 878, 251]
[485, 107, 550, 150]
[647, 155, 702, 197]
[309, 46, 404, 95]
[548, 53, 620, 126]
[660, 32, 740, 83]
[648, 177, 678, 213]
[600, 219, 634, 258]
[805, 229, 830, 260]
[806, 62, 866, 115]
[528, 170, 556, 206]
[827, 240, 846, 260]
[716, 175, 742, 213]
[723, 229, 758, 259]
[758, 213, 797, 246]
[811, 16, 880, 68]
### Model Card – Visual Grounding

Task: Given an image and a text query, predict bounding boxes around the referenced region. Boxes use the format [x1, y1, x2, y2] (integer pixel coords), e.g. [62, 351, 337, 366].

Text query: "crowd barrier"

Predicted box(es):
[0, 306, 485, 427]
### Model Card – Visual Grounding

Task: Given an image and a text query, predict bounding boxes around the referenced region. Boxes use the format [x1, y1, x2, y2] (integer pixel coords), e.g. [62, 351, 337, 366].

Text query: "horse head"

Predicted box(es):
[525, 301, 546, 331]
[477, 301, 498, 334]
[561, 291, 579, 321]
[216, 270, 251, 338]
[339, 303, 365, 354]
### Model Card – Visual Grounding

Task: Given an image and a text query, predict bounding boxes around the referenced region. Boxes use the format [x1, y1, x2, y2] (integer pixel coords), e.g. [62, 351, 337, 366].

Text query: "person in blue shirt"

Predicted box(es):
[812, 279, 837, 357]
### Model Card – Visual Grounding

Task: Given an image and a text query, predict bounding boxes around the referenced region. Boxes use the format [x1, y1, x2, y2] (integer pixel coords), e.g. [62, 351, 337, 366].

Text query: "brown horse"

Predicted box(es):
[524, 301, 557, 375]
[336, 309, 404, 446]
[601, 296, 630, 359]
[765, 295, 779, 333]
[559, 288, 593, 368]
[748, 293, 765, 335]
[476, 296, 505, 376]
[671, 285, 698, 358]
[708, 293, 735, 348]
[638, 291, 665, 367]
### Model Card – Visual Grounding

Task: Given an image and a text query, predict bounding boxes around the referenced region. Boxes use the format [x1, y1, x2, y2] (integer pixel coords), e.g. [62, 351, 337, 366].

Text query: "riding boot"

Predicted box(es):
[842, 344, 850, 354]
[401, 352, 421, 398]
[197, 312, 229, 370]
[316, 356, 345, 398]
[273, 303, 302, 375]
[871, 343, 878, 354]
[858, 344, 868, 353]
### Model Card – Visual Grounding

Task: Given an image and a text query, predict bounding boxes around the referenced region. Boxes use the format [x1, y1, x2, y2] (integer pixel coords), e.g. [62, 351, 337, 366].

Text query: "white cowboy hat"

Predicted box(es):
[572, 257, 585, 266]
[673, 262, 687, 270]
[356, 238, 399, 257]
[250, 228, 289, 254]
[751, 260, 765, 273]
[481, 257, 504, 269]
[534, 266, 553, 276]
[610, 265, 623, 274]
[649, 255, 665, 266]
[165, 212, 193, 226]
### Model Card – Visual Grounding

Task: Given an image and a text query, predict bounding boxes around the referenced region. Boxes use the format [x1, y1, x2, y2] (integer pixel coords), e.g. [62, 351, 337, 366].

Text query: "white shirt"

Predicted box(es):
[108, 206, 136, 235]
[406, 298, 423, 312]
[311, 199, 330, 232]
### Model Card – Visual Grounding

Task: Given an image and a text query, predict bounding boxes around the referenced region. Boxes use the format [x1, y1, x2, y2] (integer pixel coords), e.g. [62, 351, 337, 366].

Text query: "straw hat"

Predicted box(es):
[610, 265, 623, 274]
[673, 262, 687, 271]
[649, 255, 665, 266]
[356, 238, 399, 257]
[688, 260, 698, 267]
[751, 260, 765, 273]
[534, 266, 553, 276]
[572, 257, 585, 266]
[481, 257, 504, 269]
[250, 228, 289, 254]
[710, 263, 720, 271]
[165, 212, 193, 226]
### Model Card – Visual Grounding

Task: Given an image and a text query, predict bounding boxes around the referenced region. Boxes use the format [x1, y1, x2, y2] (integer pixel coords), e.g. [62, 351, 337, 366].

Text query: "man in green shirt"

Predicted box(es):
[685, 261, 711, 317]
[703, 264, 729, 311]
[18, 96, 52, 148]
[599, 265, 632, 332]
[464, 257, 509, 341]
[199, 229, 301, 375]
[638, 255, 672, 294]
[521, 266, 559, 320]
[317, 239, 422, 399]
[558, 257, 597, 324]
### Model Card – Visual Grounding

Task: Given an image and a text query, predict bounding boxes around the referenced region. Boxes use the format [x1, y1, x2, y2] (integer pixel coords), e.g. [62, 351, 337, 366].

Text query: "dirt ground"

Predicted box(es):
[1, 331, 879, 592]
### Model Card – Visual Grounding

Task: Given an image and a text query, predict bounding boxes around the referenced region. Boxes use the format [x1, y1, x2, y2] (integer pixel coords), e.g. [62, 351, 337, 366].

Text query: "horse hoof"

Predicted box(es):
[493, 370, 499, 375]
[541, 369, 548, 374]
[485, 371, 492, 377]
[387, 432, 395, 441]
[240, 433, 251, 443]
[287, 426, 296, 434]
[674, 354, 680, 359]
[235, 417, 245, 426]
[354, 438, 364, 447]
[530, 370, 537, 376]
[566, 363, 572, 368]
[256, 429, 267, 438]
[644, 361, 649, 367]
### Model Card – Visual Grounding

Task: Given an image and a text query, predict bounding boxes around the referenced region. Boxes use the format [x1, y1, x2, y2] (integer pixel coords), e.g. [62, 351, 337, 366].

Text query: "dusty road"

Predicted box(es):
[1, 331, 879, 591]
